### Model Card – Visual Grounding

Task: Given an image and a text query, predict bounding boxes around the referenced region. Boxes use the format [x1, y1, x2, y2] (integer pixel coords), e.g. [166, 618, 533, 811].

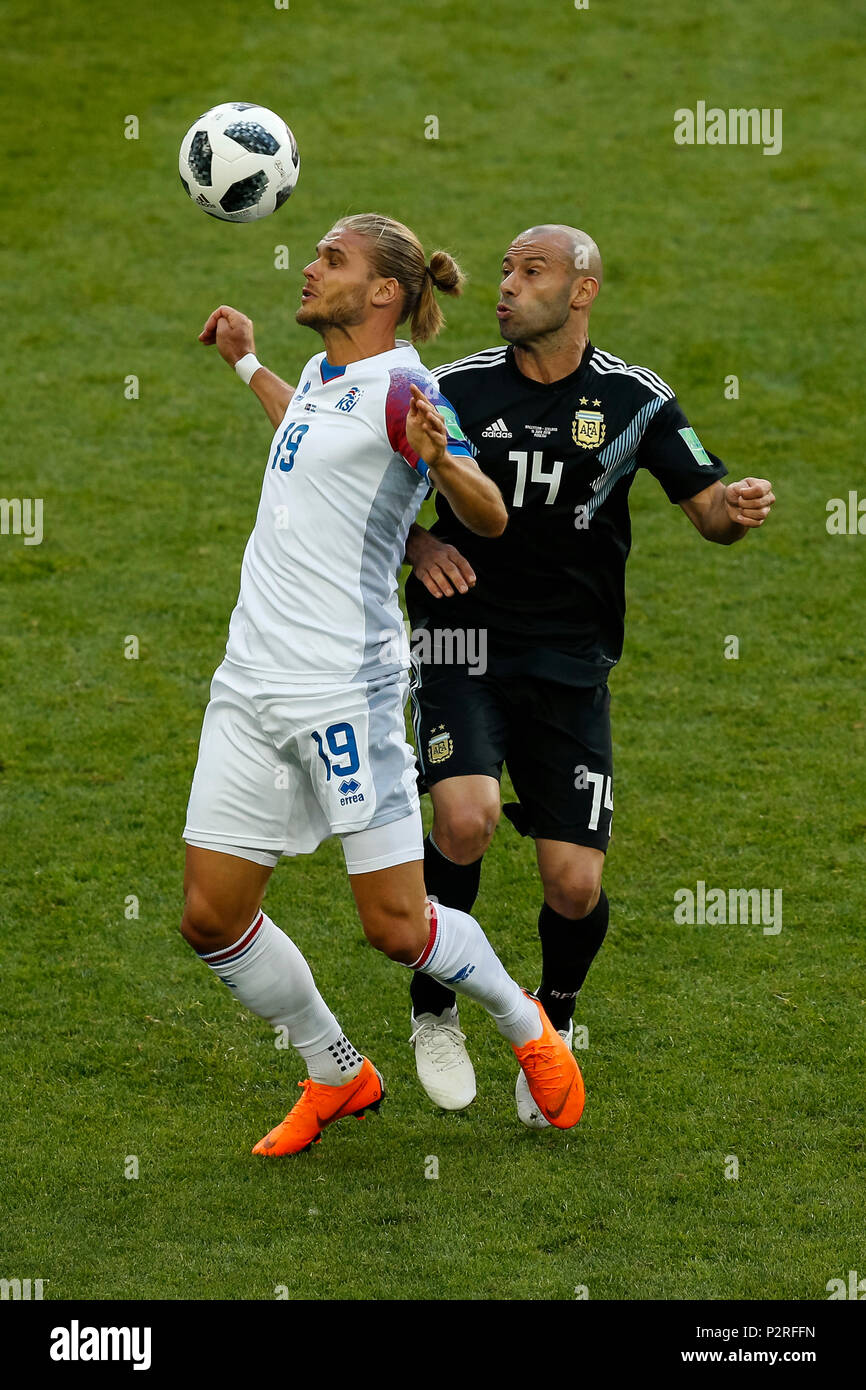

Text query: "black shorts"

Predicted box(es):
[410, 664, 613, 852]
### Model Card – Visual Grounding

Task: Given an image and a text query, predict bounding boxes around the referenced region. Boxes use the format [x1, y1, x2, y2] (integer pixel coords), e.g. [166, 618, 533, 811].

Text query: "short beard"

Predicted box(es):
[498, 318, 520, 344]
[500, 292, 574, 347]
[296, 283, 369, 334]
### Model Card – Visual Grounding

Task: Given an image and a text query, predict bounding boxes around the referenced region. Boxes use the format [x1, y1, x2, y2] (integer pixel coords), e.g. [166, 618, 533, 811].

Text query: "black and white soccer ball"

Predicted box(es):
[179, 102, 300, 223]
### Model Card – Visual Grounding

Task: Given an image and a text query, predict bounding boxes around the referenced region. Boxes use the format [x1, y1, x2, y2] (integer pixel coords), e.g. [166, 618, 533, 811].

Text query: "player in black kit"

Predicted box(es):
[404, 224, 776, 1124]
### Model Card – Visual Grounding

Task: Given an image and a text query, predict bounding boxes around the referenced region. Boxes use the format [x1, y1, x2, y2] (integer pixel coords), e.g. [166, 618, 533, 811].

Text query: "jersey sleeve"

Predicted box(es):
[636, 397, 728, 502]
[386, 367, 473, 481]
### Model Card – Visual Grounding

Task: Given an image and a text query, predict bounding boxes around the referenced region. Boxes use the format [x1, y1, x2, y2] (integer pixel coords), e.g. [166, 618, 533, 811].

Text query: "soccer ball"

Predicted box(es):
[179, 102, 300, 223]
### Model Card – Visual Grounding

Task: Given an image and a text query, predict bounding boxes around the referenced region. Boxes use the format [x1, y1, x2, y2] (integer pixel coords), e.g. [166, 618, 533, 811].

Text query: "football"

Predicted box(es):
[178, 102, 300, 223]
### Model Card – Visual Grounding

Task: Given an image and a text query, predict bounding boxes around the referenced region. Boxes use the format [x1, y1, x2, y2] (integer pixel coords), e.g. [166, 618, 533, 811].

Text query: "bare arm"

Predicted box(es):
[246, 366, 295, 430]
[680, 477, 776, 544]
[429, 451, 507, 538]
[198, 304, 294, 430]
[406, 385, 507, 538]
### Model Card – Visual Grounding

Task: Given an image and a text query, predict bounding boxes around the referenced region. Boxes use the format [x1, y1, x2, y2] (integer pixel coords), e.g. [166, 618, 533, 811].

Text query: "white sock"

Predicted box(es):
[411, 902, 541, 1046]
[302, 1033, 365, 1085]
[198, 911, 364, 1085]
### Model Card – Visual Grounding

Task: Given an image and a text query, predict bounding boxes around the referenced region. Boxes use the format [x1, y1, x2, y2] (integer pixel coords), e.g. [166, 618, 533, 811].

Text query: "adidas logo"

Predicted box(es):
[481, 417, 512, 439]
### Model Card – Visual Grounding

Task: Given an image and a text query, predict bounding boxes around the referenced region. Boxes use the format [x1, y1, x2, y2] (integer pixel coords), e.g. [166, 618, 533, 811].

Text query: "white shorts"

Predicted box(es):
[183, 660, 423, 875]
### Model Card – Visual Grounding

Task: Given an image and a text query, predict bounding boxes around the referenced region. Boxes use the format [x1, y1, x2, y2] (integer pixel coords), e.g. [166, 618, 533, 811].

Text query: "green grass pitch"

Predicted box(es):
[1, 0, 864, 1301]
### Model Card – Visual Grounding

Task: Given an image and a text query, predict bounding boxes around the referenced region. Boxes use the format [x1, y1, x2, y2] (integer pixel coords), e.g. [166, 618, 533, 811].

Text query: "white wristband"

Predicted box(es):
[235, 353, 262, 386]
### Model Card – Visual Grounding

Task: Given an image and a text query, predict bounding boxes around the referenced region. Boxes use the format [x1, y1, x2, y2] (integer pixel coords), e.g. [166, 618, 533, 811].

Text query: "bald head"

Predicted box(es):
[511, 224, 603, 287]
[497, 224, 602, 352]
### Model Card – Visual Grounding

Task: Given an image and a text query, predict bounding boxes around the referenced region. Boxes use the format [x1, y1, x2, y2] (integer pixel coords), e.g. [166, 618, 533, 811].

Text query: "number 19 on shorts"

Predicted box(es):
[311, 722, 367, 807]
[311, 722, 360, 780]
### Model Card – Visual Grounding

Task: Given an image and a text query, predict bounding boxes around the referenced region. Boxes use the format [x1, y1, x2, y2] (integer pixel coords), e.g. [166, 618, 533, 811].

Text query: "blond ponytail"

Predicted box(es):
[411, 250, 465, 343]
[333, 214, 465, 344]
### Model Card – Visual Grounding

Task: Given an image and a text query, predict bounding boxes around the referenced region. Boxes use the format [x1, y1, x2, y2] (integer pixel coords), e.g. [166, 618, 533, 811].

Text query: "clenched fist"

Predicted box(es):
[723, 477, 776, 528]
[199, 305, 256, 368]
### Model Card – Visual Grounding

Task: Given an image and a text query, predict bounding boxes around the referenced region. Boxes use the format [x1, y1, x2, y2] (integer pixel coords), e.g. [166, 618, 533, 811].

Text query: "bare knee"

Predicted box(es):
[536, 842, 605, 921]
[544, 873, 602, 920]
[180, 847, 271, 953]
[180, 885, 258, 953]
[433, 797, 500, 864]
[360, 902, 428, 965]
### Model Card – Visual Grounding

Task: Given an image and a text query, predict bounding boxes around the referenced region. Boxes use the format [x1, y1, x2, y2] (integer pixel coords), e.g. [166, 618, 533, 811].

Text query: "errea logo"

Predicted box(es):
[444, 963, 476, 984]
[338, 776, 364, 805]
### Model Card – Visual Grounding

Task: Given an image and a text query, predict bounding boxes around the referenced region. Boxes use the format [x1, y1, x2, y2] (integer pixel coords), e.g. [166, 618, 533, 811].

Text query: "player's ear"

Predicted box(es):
[571, 276, 600, 310]
[372, 277, 400, 308]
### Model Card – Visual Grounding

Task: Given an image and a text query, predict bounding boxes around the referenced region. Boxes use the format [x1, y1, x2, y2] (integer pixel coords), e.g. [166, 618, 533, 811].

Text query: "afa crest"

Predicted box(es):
[428, 726, 453, 765]
[572, 407, 605, 450]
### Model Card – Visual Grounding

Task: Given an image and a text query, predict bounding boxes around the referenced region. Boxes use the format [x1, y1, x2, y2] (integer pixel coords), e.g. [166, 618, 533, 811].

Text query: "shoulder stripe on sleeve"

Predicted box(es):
[585, 398, 666, 519]
[434, 347, 508, 381]
[590, 348, 674, 401]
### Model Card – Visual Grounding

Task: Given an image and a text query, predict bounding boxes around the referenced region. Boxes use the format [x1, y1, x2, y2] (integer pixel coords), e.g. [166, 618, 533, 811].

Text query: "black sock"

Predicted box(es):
[537, 892, 609, 1032]
[410, 834, 483, 1018]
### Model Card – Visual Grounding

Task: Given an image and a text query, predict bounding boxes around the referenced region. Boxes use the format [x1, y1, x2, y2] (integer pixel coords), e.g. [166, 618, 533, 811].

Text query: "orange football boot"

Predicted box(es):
[252, 1057, 384, 1156]
[512, 995, 585, 1129]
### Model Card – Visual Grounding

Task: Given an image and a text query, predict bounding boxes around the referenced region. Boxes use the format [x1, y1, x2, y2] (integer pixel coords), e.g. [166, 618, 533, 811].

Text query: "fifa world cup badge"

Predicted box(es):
[572, 406, 606, 450]
[428, 726, 454, 764]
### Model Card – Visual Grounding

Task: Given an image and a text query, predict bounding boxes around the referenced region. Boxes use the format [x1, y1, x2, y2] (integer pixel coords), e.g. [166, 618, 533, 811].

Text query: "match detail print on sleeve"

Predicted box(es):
[386, 368, 473, 480]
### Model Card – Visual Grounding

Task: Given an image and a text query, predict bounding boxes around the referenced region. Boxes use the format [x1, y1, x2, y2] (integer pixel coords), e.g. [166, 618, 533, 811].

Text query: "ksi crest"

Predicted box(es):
[572, 408, 605, 450]
[428, 725, 454, 765]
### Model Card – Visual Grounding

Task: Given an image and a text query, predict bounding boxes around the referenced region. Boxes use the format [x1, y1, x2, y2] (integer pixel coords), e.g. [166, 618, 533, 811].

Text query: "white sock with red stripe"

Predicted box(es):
[411, 902, 541, 1046]
[198, 912, 364, 1085]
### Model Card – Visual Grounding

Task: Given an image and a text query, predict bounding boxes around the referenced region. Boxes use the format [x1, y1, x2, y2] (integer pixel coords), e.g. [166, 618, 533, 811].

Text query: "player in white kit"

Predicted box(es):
[180, 214, 584, 1154]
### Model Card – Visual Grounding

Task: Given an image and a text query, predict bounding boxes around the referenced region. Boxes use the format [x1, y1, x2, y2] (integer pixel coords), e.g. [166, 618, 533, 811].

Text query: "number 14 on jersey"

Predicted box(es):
[509, 450, 563, 507]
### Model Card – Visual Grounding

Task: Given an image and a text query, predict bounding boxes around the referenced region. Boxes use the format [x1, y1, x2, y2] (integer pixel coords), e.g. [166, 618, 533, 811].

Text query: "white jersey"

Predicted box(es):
[223, 340, 471, 686]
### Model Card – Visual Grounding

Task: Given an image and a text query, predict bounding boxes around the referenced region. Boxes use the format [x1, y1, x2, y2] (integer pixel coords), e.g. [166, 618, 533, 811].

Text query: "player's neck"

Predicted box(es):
[513, 330, 589, 385]
[319, 322, 397, 367]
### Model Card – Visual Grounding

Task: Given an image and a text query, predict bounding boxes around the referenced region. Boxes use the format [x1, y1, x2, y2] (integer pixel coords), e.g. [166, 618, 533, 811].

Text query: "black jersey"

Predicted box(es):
[406, 341, 728, 686]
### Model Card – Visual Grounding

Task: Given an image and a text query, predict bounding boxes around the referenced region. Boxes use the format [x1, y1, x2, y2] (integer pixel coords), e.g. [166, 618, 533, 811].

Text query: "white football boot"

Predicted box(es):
[515, 1019, 575, 1129]
[410, 1006, 476, 1110]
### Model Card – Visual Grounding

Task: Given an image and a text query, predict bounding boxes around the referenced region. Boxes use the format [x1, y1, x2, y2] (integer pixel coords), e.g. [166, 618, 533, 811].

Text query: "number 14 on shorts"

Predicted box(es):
[574, 766, 613, 832]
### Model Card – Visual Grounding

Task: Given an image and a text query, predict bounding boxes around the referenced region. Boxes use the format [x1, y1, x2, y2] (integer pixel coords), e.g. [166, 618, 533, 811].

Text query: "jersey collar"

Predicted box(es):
[504, 339, 594, 392]
[319, 340, 418, 384]
[320, 358, 348, 383]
